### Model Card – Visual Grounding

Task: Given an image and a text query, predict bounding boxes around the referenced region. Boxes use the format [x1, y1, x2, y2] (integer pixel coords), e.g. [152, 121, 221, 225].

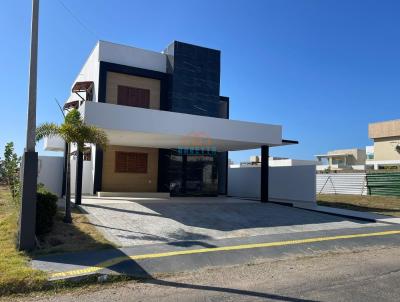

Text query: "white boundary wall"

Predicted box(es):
[228, 166, 316, 205]
[38, 155, 95, 197]
[38, 156, 64, 196]
[316, 173, 367, 195]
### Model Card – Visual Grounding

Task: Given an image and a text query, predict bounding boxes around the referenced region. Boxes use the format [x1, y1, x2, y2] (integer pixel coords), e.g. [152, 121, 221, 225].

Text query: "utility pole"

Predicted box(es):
[18, 0, 39, 251]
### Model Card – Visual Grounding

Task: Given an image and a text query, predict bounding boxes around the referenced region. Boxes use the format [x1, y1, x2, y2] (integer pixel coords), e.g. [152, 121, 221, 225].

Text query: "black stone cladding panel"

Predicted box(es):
[165, 41, 221, 117]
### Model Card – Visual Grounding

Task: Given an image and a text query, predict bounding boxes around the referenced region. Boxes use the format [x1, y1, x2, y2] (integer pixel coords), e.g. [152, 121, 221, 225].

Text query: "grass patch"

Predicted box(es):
[33, 207, 114, 256]
[0, 187, 47, 296]
[317, 194, 400, 217]
[0, 185, 114, 296]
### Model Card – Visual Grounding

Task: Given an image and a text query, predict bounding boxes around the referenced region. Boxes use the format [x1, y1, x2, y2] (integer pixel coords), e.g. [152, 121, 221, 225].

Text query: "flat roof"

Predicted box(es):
[315, 153, 351, 158]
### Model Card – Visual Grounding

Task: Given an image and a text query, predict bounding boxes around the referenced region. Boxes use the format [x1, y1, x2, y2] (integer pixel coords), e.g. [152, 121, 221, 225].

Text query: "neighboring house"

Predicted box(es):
[45, 40, 297, 199]
[230, 156, 316, 168]
[315, 148, 366, 171]
[366, 119, 400, 170]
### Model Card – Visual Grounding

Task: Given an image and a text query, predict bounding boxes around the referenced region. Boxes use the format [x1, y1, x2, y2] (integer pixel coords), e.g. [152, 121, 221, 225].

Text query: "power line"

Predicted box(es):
[57, 0, 100, 40]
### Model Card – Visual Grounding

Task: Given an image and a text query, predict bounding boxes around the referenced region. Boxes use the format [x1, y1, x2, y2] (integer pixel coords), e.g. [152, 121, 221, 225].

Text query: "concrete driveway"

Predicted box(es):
[78, 197, 383, 247]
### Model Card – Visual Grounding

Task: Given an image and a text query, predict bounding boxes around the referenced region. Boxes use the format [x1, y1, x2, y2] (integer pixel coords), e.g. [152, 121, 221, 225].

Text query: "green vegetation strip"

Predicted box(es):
[0, 185, 114, 297]
[0, 187, 47, 296]
[317, 194, 400, 217]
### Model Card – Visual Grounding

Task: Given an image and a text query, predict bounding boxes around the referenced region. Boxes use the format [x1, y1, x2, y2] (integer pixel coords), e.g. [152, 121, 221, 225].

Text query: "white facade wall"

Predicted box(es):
[38, 156, 64, 197]
[81, 101, 282, 151]
[67, 42, 100, 103]
[70, 157, 94, 195]
[98, 41, 166, 73]
[228, 166, 316, 204]
[43, 136, 65, 151]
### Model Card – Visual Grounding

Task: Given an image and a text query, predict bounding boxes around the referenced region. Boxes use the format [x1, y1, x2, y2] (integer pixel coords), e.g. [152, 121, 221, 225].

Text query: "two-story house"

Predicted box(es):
[45, 40, 297, 202]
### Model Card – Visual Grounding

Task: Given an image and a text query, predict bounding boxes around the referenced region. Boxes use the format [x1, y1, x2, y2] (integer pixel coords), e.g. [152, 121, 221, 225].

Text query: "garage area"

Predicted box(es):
[78, 197, 382, 247]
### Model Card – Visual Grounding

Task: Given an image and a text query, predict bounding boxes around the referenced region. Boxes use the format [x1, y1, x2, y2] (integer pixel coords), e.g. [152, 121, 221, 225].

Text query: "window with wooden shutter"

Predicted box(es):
[117, 85, 150, 108]
[115, 152, 148, 173]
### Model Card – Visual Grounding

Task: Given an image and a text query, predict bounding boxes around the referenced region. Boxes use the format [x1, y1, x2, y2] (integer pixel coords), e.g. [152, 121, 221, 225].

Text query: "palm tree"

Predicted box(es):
[36, 109, 108, 223]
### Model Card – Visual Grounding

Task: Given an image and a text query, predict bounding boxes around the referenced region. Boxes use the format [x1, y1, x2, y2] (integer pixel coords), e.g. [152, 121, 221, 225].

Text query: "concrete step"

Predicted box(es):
[97, 191, 170, 199]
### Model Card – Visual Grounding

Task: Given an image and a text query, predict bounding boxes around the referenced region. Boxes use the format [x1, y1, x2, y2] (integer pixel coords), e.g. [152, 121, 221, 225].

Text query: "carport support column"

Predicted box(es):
[261, 145, 269, 202]
[75, 150, 83, 205]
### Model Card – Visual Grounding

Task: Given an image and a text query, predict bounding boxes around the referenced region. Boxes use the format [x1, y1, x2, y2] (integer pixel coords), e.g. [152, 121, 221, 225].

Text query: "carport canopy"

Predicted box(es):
[80, 101, 297, 152]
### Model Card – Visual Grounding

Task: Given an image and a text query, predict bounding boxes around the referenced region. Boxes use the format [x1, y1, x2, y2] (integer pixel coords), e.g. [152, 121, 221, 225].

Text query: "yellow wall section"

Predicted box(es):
[374, 136, 400, 161]
[102, 145, 159, 192]
[106, 71, 161, 109]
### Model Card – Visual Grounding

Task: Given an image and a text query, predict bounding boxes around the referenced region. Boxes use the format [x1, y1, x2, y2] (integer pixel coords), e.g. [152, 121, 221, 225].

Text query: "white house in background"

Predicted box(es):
[42, 40, 308, 203]
[315, 148, 366, 171]
[230, 156, 316, 168]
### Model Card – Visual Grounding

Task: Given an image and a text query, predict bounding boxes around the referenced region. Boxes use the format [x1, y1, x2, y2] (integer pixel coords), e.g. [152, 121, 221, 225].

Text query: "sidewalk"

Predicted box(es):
[32, 224, 400, 281]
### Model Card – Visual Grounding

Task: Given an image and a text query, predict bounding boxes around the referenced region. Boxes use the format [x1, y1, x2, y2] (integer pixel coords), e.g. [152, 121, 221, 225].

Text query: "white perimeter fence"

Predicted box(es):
[316, 173, 367, 195]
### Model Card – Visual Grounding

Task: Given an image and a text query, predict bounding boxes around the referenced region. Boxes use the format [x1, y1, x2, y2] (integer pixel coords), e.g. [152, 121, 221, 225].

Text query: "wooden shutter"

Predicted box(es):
[117, 85, 150, 108]
[115, 152, 127, 173]
[115, 151, 148, 173]
[127, 153, 148, 173]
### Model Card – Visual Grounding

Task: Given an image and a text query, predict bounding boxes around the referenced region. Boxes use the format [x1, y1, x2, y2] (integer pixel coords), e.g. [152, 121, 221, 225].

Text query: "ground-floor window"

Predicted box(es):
[115, 151, 148, 173]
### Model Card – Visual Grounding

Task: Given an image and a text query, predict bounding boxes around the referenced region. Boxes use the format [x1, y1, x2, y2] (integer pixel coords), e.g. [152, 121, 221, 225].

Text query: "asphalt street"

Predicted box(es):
[9, 245, 400, 302]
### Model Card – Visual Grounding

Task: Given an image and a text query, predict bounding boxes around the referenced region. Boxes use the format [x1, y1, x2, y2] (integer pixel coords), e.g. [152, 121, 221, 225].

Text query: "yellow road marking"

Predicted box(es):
[50, 230, 400, 279]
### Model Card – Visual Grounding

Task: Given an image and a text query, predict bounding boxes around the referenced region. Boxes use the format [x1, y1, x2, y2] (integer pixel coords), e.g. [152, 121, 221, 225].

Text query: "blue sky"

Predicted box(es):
[1, 0, 399, 163]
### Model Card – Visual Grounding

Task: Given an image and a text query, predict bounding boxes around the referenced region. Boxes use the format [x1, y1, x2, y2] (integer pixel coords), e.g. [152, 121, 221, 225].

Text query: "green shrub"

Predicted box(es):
[36, 187, 58, 235]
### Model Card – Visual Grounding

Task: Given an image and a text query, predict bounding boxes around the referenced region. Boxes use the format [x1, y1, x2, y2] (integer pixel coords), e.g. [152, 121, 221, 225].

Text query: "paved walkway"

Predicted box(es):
[77, 197, 384, 246]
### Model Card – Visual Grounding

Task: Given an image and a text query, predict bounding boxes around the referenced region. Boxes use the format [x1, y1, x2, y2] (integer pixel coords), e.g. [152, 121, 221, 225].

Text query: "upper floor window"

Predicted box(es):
[117, 85, 150, 109]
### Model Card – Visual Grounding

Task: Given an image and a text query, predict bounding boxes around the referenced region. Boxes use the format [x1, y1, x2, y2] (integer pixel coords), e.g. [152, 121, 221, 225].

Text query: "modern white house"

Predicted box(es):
[44, 40, 309, 203]
[315, 148, 366, 171]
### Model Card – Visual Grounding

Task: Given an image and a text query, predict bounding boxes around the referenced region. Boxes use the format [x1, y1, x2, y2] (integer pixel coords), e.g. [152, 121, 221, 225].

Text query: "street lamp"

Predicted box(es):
[18, 0, 39, 251]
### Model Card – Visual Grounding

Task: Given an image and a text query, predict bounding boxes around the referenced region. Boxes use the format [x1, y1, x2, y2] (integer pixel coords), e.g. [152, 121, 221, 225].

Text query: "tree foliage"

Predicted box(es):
[1, 142, 21, 201]
[36, 109, 108, 151]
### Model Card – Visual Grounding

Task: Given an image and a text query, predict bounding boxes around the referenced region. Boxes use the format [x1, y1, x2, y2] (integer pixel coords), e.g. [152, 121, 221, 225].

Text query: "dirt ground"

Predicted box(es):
[318, 193, 400, 217]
